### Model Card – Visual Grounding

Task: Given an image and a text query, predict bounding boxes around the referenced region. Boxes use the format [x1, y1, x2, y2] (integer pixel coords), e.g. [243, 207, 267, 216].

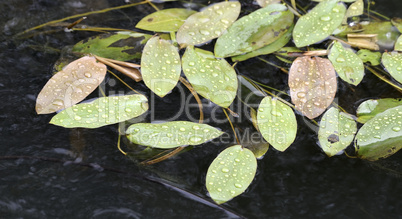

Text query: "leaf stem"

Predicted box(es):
[117, 134, 127, 155]
[365, 65, 402, 93]
[180, 77, 204, 123]
[223, 108, 240, 145]
[107, 70, 141, 94]
[141, 147, 184, 165]
[257, 57, 289, 73]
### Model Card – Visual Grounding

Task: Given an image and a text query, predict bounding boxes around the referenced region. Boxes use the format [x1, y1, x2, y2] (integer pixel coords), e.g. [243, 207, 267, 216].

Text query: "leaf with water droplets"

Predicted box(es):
[356, 98, 402, 123]
[395, 35, 402, 51]
[382, 52, 402, 84]
[50, 94, 148, 128]
[256, 0, 281, 7]
[135, 8, 196, 32]
[206, 145, 257, 204]
[126, 121, 224, 149]
[345, 0, 363, 18]
[215, 4, 294, 58]
[293, 0, 346, 47]
[141, 36, 181, 97]
[328, 41, 364, 85]
[313, 0, 355, 2]
[289, 56, 337, 119]
[318, 107, 357, 157]
[257, 96, 297, 151]
[356, 49, 381, 66]
[176, 1, 240, 47]
[182, 46, 238, 108]
[355, 105, 402, 161]
[36, 56, 107, 114]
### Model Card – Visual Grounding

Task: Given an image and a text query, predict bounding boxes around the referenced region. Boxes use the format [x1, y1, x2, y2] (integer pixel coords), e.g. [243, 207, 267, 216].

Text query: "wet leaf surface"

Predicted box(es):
[135, 8, 196, 32]
[395, 35, 402, 51]
[36, 56, 107, 114]
[126, 121, 224, 149]
[382, 52, 402, 84]
[356, 49, 381, 66]
[206, 145, 257, 204]
[141, 36, 181, 97]
[391, 17, 402, 33]
[50, 94, 148, 128]
[289, 56, 337, 119]
[356, 98, 402, 123]
[345, 0, 363, 18]
[256, 0, 281, 8]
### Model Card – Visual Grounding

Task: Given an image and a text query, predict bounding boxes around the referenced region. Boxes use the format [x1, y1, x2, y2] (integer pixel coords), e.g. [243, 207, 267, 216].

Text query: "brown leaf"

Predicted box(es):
[36, 56, 107, 114]
[288, 56, 337, 119]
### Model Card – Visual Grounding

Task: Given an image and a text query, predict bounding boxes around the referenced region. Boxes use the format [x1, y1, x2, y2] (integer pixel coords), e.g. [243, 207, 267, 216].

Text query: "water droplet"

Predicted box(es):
[200, 30, 210, 35]
[221, 168, 229, 173]
[374, 126, 380, 130]
[320, 16, 331, 21]
[52, 99, 64, 107]
[336, 57, 345, 63]
[179, 127, 185, 131]
[188, 32, 195, 36]
[271, 110, 283, 117]
[217, 188, 222, 192]
[189, 136, 202, 143]
[125, 108, 132, 113]
[297, 92, 306, 98]
[199, 17, 210, 23]
[192, 125, 200, 130]
[374, 135, 381, 139]
[234, 183, 242, 188]
[188, 62, 195, 66]
[220, 19, 229, 24]
[392, 127, 401, 132]
[212, 73, 218, 77]
[234, 158, 240, 162]
[74, 115, 81, 120]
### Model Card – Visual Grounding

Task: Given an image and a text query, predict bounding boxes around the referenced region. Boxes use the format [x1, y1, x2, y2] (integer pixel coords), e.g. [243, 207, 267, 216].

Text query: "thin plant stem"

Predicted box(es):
[141, 147, 185, 165]
[180, 77, 204, 123]
[223, 108, 240, 144]
[107, 70, 141, 94]
[366, 65, 402, 93]
[117, 134, 127, 155]
[257, 57, 289, 73]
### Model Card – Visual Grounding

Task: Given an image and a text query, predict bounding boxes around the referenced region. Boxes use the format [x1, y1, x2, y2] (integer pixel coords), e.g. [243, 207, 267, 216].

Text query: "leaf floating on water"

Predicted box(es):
[293, 0, 346, 47]
[256, 0, 281, 8]
[288, 56, 337, 119]
[182, 46, 238, 108]
[206, 145, 257, 204]
[328, 41, 364, 85]
[318, 107, 357, 157]
[391, 18, 402, 33]
[126, 121, 224, 149]
[50, 94, 148, 128]
[257, 96, 297, 151]
[36, 56, 107, 114]
[356, 49, 381, 66]
[141, 36, 181, 97]
[356, 98, 402, 123]
[345, 0, 363, 18]
[382, 52, 402, 84]
[395, 35, 402, 51]
[215, 4, 294, 58]
[135, 8, 196, 32]
[355, 105, 402, 161]
[176, 1, 240, 47]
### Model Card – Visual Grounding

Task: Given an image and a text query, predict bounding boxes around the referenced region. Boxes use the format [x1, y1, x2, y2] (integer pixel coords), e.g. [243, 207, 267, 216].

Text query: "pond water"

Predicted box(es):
[1, 0, 402, 218]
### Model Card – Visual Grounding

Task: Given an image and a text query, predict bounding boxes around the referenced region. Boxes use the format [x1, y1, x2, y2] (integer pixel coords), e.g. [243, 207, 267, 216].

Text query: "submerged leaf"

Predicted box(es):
[355, 105, 402, 161]
[206, 145, 257, 204]
[126, 121, 224, 149]
[356, 98, 402, 123]
[36, 56, 107, 114]
[182, 46, 238, 108]
[136, 8, 196, 32]
[356, 49, 381, 66]
[141, 36, 181, 97]
[50, 94, 148, 128]
[289, 56, 337, 119]
[382, 52, 402, 84]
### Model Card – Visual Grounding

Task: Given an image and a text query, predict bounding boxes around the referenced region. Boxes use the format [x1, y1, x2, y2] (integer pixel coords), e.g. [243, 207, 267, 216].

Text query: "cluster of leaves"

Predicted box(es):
[36, 0, 402, 204]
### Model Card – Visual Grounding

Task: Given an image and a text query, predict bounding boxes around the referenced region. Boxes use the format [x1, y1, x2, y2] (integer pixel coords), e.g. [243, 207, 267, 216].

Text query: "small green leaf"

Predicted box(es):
[256, 0, 281, 7]
[176, 1, 240, 46]
[141, 36, 181, 97]
[328, 41, 364, 85]
[355, 105, 402, 161]
[318, 107, 357, 157]
[182, 46, 238, 108]
[126, 121, 224, 149]
[293, 0, 346, 47]
[215, 4, 294, 58]
[356, 98, 402, 123]
[50, 94, 148, 128]
[356, 49, 381, 66]
[391, 18, 402, 33]
[135, 8, 196, 32]
[395, 35, 402, 51]
[257, 96, 297, 151]
[206, 145, 257, 204]
[345, 0, 363, 18]
[382, 52, 402, 84]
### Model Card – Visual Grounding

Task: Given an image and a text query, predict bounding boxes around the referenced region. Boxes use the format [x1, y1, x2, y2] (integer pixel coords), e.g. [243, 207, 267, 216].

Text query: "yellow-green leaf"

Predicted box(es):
[395, 35, 402, 51]
[382, 52, 402, 84]
[356, 49, 381, 66]
[356, 98, 402, 123]
[135, 8, 196, 32]
[256, 0, 281, 7]
[345, 0, 363, 18]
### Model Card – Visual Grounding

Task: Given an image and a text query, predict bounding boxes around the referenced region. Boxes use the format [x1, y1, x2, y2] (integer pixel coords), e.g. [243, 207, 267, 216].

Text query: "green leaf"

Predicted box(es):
[356, 49, 381, 66]
[50, 94, 148, 128]
[345, 0, 363, 18]
[215, 4, 294, 58]
[135, 8, 196, 32]
[206, 145, 257, 204]
[382, 52, 402, 84]
[257, 96, 297, 151]
[328, 41, 364, 85]
[36, 56, 107, 114]
[391, 18, 402, 33]
[293, 0, 346, 47]
[356, 98, 402, 123]
[72, 31, 151, 61]
[355, 105, 402, 161]
[395, 35, 402, 51]
[318, 107, 357, 157]
[182, 46, 238, 108]
[256, 0, 281, 7]
[126, 121, 224, 149]
[141, 36, 181, 97]
[176, 1, 240, 46]
[358, 21, 400, 50]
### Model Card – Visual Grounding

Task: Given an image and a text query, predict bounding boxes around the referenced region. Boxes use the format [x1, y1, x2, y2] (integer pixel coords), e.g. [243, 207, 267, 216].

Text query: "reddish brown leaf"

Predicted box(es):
[288, 56, 337, 119]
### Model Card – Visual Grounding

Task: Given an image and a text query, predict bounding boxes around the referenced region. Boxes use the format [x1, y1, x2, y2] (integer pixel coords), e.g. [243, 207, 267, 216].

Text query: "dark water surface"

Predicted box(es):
[1, 0, 402, 218]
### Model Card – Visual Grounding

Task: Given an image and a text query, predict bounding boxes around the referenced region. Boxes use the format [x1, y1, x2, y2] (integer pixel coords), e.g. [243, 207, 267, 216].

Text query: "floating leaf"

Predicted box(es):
[356, 49, 381, 66]
[293, 0, 346, 47]
[135, 8, 196, 32]
[358, 21, 400, 50]
[141, 36, 181, 97]
[176, 1, 240, 46]
[36, 56, 107, 114]
[318, 107, 357, 156]
[328, 41, 364, 85]
[345, 0, 363, 18]
[382, 52, 402, 84]
[355, 105, 402, 161]
[215, 4, 294, 58]
[257, 96, 297, 151]
[126, 121, 224, 149]
[395, 35, 402, 51]
[289, 56, 337, 119]
[50, 94, 148, 128]
[182, 46, 238, 108]
[391, 18, 402, 33]
[72, 31, 151, 61]
[206, 145, 257, 204]
[257, 0, 281, 7]
[313, 0, 355, 2]
[356, 98, 402, 123]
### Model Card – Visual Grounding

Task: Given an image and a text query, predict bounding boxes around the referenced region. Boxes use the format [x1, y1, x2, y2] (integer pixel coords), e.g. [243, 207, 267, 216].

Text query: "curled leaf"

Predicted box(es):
[356, 98, 402, 123]
[382, 52, 402, 84]
[136, 8, 196, 32]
